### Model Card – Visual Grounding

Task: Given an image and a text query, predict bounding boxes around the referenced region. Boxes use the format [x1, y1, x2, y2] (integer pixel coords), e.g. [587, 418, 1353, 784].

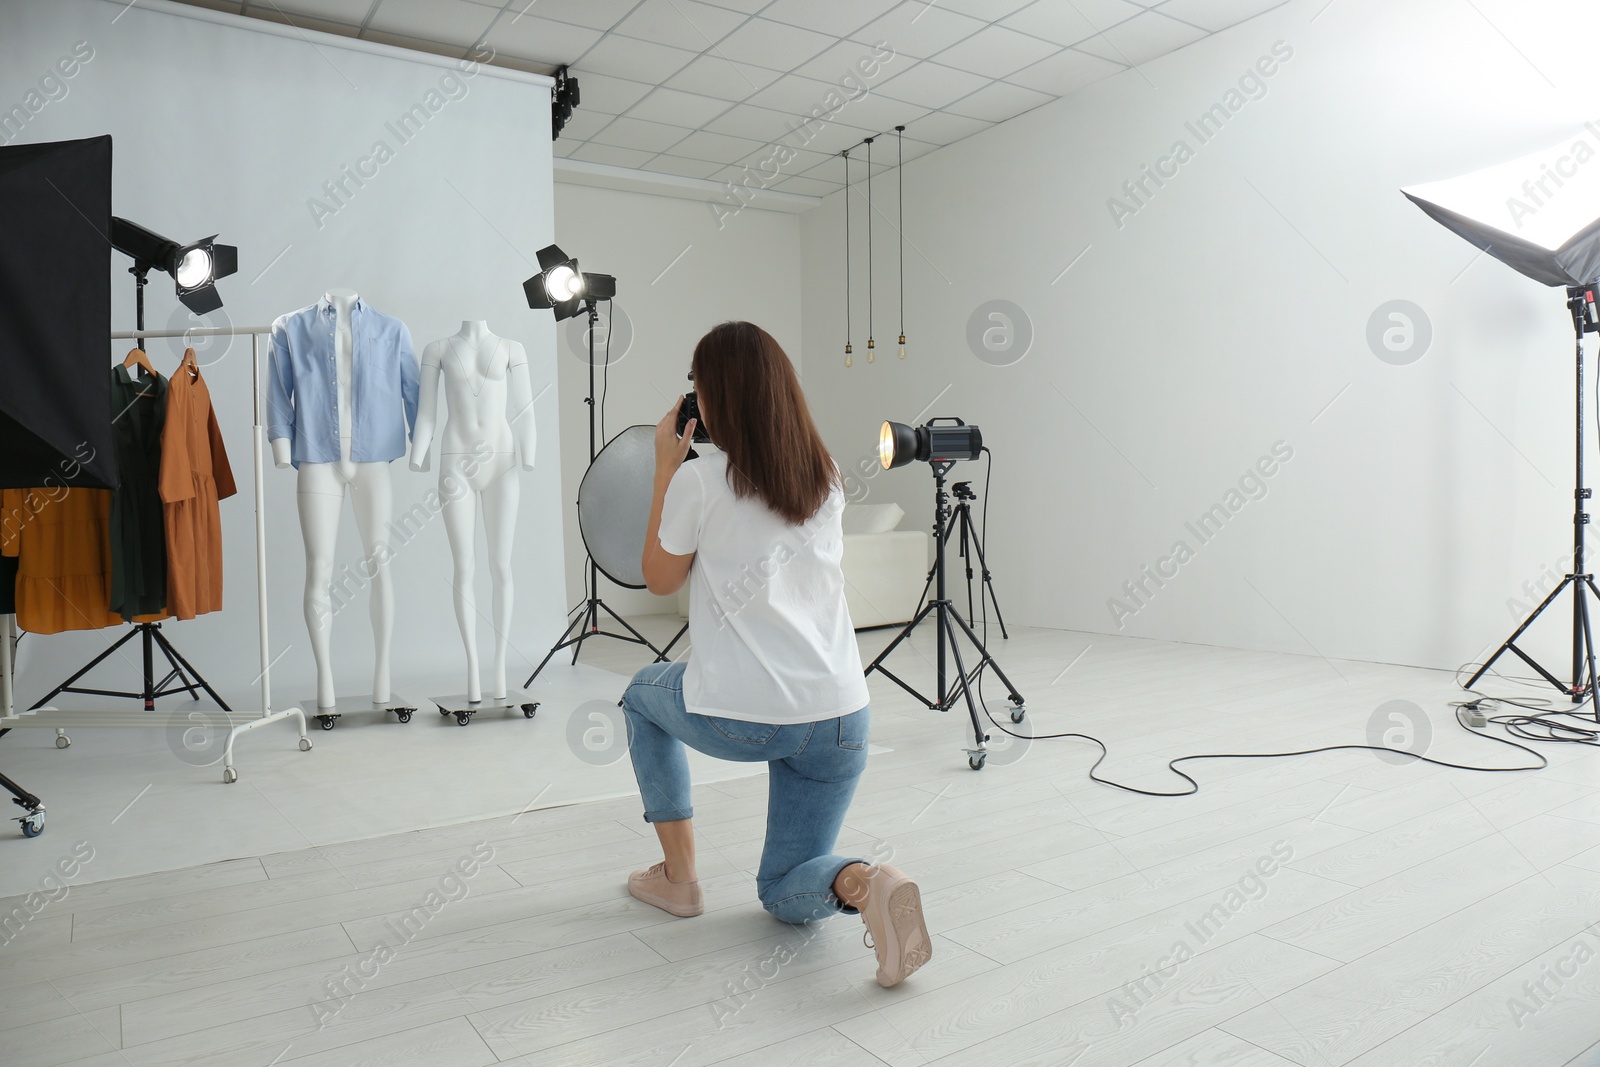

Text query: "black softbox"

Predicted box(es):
[0, 135, 117, 490]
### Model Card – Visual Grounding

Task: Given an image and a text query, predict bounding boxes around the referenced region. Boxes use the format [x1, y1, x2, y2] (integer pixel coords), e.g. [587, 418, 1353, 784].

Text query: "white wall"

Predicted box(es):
[801, 0, 1600, 673]
[551, 181, 802, 619]
[1, 0, 566, 702]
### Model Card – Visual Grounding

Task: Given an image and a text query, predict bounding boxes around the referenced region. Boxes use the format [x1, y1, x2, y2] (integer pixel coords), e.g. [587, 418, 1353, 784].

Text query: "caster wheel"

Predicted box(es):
[455, 712, 471, 726]
[969, 753, 986, 770]
[1011, 706, 1026, 724]
[522, 703, 539, 718]
[396, 710, 413, 724]
[222, 767, 238, 784]
[299, 738, 313, 752]
[439, 707, 451, 717]
[55, 735, 70, 749]
[319, 716, 336, 731]
[21, 814, 44, 838]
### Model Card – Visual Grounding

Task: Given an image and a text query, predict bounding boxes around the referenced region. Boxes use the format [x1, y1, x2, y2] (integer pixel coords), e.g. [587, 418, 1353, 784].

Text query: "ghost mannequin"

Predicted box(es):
[268, 289, 418, 712]
[410, 321, 536, 703]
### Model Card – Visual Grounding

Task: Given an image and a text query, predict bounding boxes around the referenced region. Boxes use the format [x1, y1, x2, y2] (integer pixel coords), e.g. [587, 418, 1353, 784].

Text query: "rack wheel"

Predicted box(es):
[396, 710, 413, 724]
[1010, 706, 1026, 724]
[55, 735, 70, 749]
[439, 707, 452, 717]
[222, 767, 238, 784]
[522, 703, 539, 718]
[21, 813, 44, 837]
[318, 715, 336, 730]
[455, 711, 472, 726]
[299, 737, 313, 752]
[968, 753, 986, 770]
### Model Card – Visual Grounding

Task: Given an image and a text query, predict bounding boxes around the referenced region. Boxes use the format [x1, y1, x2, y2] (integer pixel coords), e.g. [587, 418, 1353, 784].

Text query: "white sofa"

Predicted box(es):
[675, 503, 930, 629]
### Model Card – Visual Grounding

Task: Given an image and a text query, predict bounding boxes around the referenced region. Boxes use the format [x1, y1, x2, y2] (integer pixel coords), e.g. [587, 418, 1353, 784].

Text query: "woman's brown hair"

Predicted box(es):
[691, 321, 837, 525]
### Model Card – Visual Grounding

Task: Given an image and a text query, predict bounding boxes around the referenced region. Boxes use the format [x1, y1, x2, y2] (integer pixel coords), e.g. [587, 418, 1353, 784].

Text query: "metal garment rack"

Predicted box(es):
[2, 327, 309, 787]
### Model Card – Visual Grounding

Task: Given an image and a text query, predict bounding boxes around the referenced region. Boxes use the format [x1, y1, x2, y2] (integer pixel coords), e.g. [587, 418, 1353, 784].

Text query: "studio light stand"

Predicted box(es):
[865, 455, 1025, 770]
[1466, 284, 1600, 719]
[1403, 136, 1600, 722]
[524, 259, 667, 687]
[31, 258, 231, 715]
[913, 479, 1009, 637]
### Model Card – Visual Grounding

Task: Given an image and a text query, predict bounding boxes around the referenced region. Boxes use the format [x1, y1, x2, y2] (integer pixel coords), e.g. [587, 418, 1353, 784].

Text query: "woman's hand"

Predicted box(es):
[655, 396, 696, 478]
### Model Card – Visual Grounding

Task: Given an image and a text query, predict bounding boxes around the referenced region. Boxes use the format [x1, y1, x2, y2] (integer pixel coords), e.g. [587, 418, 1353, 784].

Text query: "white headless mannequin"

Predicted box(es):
[410, 321, 535, 702]
[273, 289, 395, 710]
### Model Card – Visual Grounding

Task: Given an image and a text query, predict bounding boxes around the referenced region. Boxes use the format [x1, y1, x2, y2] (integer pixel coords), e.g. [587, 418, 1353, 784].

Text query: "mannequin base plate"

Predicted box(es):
[297, 694, 419, 730]
[431, 693, 540, 727]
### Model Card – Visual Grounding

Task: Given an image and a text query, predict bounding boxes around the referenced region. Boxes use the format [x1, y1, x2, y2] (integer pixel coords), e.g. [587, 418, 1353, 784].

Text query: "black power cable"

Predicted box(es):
[959, 453, 1552, 795]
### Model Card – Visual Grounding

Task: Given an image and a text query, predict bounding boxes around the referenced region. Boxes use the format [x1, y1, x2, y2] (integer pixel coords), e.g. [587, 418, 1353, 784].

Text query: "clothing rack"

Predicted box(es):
[2, 327, 309, 791]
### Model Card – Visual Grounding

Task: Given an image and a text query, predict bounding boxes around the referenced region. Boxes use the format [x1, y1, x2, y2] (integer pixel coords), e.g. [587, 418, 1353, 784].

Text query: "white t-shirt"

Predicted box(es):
[657, 452, 870, 724]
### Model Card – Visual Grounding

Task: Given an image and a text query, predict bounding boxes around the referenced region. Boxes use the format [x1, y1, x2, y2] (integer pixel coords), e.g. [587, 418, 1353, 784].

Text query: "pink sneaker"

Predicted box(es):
[858, 864, 932, 988]
[628, 861, 703, 917]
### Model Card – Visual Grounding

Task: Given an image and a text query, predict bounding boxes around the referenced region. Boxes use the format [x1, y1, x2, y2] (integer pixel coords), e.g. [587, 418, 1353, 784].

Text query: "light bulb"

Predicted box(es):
[175, 247, 212, 288]
[545, 264, 582, 301]
[844, 342, 853, 368]
[898, 334, 907, 360]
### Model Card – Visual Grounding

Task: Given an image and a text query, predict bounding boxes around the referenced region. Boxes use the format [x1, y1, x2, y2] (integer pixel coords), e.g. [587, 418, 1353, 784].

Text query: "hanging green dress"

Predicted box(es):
[108, 362, 168, 619]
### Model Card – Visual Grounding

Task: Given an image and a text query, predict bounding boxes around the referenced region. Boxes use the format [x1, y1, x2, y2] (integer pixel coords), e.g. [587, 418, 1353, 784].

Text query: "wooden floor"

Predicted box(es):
[3, 618, 1599, 1067]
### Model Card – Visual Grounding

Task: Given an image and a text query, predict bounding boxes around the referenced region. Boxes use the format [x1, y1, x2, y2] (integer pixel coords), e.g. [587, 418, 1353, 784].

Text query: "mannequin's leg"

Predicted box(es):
[350, 463, 395, 704]
[296, 466, 346, 709]
[441, 467, 481, 703]
[481, 466, 520, 700]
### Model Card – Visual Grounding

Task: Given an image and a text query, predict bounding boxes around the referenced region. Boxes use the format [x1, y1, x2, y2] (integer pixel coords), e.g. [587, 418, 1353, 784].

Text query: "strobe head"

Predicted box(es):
[879, 417, 983, 470]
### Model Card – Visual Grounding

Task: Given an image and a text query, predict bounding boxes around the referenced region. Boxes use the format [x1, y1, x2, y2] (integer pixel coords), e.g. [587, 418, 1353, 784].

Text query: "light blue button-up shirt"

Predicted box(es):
[267, 297, 420, 468]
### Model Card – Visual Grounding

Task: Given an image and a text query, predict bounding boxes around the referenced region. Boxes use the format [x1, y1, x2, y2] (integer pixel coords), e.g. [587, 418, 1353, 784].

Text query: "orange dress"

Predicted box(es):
[0, 486, 123, 635]
[160, 351, 236, 620]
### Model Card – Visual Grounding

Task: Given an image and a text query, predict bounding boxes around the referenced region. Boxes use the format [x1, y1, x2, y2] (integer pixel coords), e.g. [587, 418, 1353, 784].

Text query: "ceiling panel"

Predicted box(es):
[760, 0, 902, 40]
[664, 54, 784, 101]
[1078, 11, 1209, 67]
[712, 18, 838, 72]
[932, 24, 1062, 79]
[611, 0, 749, 54]
[480, 15, 604, 67]
[849, 3, 990, 60]
[363, 0, 497, 47]
[175, 0, 1297, 197]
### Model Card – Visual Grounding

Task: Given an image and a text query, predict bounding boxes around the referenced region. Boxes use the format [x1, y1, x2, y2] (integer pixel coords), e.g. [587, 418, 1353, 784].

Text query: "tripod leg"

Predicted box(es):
[28, 627, 142, 709]
[594, 600, 668, 657]
[963, 509, 1010, 639]
[939, 606, 988, 755]
[152, 629, 232, 711]
[571, 600, 598, 666]
[865, 601, 938, 676]
[947, 609, 1025, 704]
[154, 627, 201, 700]
[1464, 576, 1573, 690]
[658, 623, 689, 661]
[524, 608, 590, 687]
[1584, 577, 1600, 721]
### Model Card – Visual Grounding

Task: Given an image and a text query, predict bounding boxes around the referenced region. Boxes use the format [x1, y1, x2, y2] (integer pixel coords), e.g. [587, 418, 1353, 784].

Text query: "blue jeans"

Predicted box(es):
[620, 661, 870, 924]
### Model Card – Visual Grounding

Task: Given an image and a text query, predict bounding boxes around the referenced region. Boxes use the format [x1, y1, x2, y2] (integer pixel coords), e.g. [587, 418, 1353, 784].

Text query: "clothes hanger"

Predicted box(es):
[122, 346, 156, 379]
[177, 347, 200, 380]
[121, 347, 159, 393]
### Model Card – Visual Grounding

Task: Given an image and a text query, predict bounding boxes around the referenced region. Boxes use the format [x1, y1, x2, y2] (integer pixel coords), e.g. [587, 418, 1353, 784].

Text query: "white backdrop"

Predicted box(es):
[0, 0, 566, 704]
[800, 0, 1600, 674]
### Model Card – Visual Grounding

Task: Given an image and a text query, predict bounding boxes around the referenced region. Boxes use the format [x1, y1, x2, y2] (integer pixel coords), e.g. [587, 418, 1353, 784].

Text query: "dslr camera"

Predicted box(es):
[676, 371, 712, 445]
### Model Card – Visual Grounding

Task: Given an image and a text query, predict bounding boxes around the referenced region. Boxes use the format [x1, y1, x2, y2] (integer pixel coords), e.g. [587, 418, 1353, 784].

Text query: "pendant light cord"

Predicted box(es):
[897, 126, 905, 340]
[843, 149, 851, 358]
[866, 138, 874, 346]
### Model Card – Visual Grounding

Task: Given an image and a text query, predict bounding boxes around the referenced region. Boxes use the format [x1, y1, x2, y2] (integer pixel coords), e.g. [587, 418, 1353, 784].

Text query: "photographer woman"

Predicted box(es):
[621, 320, 931, 988]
